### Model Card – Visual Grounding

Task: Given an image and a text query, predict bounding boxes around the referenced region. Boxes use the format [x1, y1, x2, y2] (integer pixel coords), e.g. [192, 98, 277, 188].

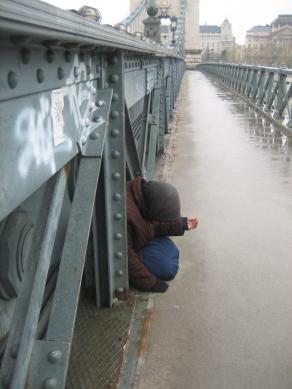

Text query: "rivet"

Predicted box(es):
[110, 111, 119, 119]
[110, 56, 118, 65]
[37, 68, 45, 83]
[110, 74, 119, 83]
[8, 71, 18, 89]
[46, 50, 54, 63]
[10, 344, 19, 359]
[42, 378, 58, 389]
[2, 375, 12, 388]
[112, 150, 120, 159]
[85, 119, 90, 127]
[113, 193, 121, 201]
[116, 270, 124, 277]
[114, 233, 122, 240]
[90, 131, 99, 140]
[47, 350, 63, 363]
[89, 102, 95, 111]
[97, 100, 105, 107]
[93, 115, 103, 123]
[81, 136, 87, 145]
[112, 92, 119, 102]
[112, 172, 121, 181]
[104, 82, 109, 88]
[115, 252, 123, 259]
[114, 213, 122, 220]
[111, 129, 120, 137]
[116, 288, 124, 293]
[74, 66, 80, 78]
[21, 48, 30, 64]
[65, 51, 72, 62]
[58, 67, 65, 80]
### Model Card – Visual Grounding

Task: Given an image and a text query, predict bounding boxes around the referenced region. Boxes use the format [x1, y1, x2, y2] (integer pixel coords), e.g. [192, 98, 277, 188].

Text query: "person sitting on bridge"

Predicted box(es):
[127, 176, 198, 293]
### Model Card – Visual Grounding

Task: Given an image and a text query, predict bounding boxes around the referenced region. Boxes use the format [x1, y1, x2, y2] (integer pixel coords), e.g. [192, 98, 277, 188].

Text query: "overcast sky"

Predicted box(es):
[201, 0, 291, 44]
[43, 0, 291, 44]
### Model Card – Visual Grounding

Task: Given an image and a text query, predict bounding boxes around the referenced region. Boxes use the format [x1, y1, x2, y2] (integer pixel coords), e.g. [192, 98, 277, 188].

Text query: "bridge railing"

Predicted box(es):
[198, 63, 292, 132]
[0, 0, 185, 387]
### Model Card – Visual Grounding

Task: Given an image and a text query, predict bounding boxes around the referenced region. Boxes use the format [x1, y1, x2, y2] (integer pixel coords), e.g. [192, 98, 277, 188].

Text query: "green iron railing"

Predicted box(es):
[198, 63, 292, 132]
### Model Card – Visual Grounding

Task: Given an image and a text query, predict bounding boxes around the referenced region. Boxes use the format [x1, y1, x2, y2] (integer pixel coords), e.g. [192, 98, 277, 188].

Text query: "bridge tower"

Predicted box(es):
[130, 0, 201, 68]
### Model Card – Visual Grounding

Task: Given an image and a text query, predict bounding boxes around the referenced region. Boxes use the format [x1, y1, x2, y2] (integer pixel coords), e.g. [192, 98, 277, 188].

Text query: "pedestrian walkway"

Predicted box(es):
[137, 71, 292, 389]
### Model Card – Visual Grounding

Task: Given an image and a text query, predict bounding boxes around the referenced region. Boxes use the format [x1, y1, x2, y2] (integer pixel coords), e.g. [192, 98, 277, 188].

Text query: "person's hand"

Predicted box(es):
[187, 217, 198, 230]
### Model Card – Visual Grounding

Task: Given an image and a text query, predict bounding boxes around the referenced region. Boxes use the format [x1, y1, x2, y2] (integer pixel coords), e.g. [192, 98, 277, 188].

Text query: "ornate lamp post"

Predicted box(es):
[170, 16, 178, 45]
[143, 0, 161, 43]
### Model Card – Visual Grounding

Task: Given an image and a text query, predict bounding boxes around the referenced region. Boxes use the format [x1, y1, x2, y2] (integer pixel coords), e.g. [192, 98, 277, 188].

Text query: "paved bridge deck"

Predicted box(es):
[137, 71, 292, 389]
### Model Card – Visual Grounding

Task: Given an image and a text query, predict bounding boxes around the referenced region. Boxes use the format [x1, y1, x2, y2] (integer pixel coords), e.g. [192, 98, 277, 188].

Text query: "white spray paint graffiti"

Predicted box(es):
[66, 62, 97, 131]
[15, 96, 57, 178]
[14, 65, 96, 178]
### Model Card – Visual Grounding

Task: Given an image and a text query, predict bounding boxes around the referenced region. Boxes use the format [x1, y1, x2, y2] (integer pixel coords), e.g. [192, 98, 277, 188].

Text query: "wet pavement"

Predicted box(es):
[137, 71, 292, 389]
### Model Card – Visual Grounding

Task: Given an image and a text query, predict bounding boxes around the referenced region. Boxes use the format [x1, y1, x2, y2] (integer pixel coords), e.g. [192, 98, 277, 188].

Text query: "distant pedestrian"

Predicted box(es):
[127, 176, 198, 293]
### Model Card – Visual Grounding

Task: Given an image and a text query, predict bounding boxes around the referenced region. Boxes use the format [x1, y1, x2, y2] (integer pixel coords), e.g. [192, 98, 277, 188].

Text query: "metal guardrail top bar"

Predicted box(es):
[0, 0, 177, 56]
[121, 0, 146, 27]
[198, 62, 292, 131]
[207, 63, 292, 75]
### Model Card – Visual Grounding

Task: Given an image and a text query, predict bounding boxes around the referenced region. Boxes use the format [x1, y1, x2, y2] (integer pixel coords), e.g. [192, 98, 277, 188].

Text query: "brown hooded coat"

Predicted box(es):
[126, 176, 185, 291]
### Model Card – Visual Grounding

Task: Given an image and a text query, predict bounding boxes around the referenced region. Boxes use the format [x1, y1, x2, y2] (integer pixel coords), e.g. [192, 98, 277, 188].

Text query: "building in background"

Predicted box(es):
[200, 18, 235, 61]
[271, 15, 292, 47]
[244, 15, 292, 67]
[245, 16, 292, 49]
[245, 25, 271, 50]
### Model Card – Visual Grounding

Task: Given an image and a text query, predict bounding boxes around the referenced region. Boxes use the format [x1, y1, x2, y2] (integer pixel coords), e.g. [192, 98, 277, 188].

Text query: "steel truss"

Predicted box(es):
[0, 0, 185, 387]
[199, 63, 292, 133]
[121, 0, 186, 58]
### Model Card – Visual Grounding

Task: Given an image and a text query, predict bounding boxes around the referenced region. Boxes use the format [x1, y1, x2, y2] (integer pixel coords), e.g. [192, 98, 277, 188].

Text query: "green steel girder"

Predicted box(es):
[0, 0, 176, 56]
[0, 1, 185, 387]
[27, 157, 103, 389]
[101, 51, 128, 303]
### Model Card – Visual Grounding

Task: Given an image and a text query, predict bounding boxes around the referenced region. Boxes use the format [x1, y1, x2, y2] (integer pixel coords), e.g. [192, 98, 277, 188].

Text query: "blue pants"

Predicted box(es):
[140, 237, 179, 281]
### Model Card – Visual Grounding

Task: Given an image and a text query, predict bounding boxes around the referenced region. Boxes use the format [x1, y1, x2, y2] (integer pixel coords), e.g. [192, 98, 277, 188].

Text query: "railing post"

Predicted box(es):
[263, 72, 275, 111]
[273, 71, 287, 119]
[257, 69, 269, 106]
[246, 68, 256, 98]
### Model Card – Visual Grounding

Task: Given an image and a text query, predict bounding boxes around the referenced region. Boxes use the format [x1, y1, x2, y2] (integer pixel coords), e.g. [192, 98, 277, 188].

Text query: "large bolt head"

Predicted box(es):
[0, 213, 33, 300]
